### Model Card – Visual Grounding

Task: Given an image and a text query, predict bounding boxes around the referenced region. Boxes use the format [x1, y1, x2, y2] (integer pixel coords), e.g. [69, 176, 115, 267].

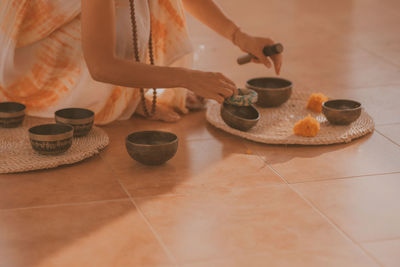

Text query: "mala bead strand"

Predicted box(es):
[129, 0, 157, 117]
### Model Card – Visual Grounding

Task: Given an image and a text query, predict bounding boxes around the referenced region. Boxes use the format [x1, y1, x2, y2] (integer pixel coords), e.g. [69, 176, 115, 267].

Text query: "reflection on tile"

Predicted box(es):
[286, 45, 400, 92]
[294, 173, 400, 242]
[362, 239, 400, 267]
[136, 185, 375, 265]
[246, 132, 400, 182]
[0, 200, 173, 267]
[0, 156, 127, 209]
[126, 152, 283, 198]
[104, 132, 281, 197]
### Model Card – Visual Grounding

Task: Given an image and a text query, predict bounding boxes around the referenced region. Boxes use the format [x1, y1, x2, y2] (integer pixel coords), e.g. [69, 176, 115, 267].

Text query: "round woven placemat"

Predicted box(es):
[0, 117, 109, 173]
[206, 91, 375, 145]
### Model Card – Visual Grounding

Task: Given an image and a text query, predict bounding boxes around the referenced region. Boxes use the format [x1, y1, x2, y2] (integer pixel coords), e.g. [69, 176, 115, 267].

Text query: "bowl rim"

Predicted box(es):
[125, 130, 178, 147]
[322, 99, 362, 111]
[245, 77, 293, 91]
[0, 102, 26, 118]
[221, 103, 260, 122]
[29, 123, 74, 141]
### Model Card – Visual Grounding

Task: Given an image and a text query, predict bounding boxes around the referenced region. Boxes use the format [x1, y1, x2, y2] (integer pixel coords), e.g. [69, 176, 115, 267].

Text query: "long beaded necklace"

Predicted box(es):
[128, 0, 156, 117]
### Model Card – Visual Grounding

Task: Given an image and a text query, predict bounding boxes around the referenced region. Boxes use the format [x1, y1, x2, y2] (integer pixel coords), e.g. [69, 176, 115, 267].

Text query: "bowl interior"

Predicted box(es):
[127, 131, 177, 146]
[0, 102, 26, 113]
[223, 103, 259, 120]
[324, 100, 361, 110]
[55, 108, 94, 120]
[247, 77, 292, 89]
[29, 124, 73, 136]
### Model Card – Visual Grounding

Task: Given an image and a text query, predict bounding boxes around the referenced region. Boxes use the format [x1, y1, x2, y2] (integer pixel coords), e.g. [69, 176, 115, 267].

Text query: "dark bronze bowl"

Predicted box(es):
[246, 77, 292, 107]
[0, 102, 26, 128]
[55, 108, 94, 137]
[125, 131, 178, 165]
[29, 124, 74, 155]
[220, 102, 260, 131]
[322, 99, 362, 125]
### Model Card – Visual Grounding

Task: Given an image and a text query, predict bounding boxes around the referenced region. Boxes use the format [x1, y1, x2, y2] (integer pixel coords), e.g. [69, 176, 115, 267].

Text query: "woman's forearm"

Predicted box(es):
[89, 57, 188, 89]
[182, 0, 238, 42]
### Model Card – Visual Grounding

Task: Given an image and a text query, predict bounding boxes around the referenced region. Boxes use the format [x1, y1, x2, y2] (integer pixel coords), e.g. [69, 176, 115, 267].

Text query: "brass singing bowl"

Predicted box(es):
[29, 123, 74, 155]
[125, 131, 178, 165]
[0, 102, 26, 128]
[55, 108, 94, 137]
[220, 102, 260, 131]
[322, 99, 362, 125]
[246, 77, 292, 107]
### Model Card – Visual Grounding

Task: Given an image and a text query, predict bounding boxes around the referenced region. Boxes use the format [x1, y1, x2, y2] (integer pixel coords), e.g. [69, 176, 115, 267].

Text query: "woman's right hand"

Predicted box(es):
[181, 69, 237, 103]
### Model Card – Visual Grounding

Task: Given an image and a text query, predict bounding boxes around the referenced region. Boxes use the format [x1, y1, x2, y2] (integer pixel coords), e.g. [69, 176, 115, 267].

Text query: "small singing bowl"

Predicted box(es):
[322, 99, 362, 125]
[246, 77, 292, 107]
[221, 102, 260, 131]
[125, 131, 178, 165]
[0, 102, 26, 128]
[29, 124, 74, 155]
[55, 108, 94, 137]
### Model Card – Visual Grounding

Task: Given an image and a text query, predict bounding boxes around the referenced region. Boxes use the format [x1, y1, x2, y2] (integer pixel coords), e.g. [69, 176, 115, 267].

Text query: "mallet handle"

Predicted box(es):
[237, 43, 283, 65]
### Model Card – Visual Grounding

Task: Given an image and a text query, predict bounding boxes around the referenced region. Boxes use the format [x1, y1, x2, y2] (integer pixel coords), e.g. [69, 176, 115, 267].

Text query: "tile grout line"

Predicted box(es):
[99, 154, 178, 265]
[116, 179, 178, 266]
[289, 171, 400, 185]
[0, 198, 130, 212]
[289, 184, 384, 267]
[247, 142, 384, 266]
[361, 236, 400, 244]
[375, 129, 400, 148]
[242, 140, 400, 184]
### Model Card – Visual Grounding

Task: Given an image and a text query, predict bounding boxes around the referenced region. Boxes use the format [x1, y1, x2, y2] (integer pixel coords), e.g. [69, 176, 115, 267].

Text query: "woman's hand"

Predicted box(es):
[234, 30, 282, 75]
[181, 69, 237, 103]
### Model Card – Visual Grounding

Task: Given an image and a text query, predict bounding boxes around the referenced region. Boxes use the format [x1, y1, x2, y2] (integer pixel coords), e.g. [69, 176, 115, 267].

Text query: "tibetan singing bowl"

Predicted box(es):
[322, 99, 362, 125]
[125, 131, 178, 165]
[246, 77, 292, 107]
[220, 102, 260, 131]
[55, 108, 94, 137]
[29, 123, 74, 155]
[0, 102, 26, 128]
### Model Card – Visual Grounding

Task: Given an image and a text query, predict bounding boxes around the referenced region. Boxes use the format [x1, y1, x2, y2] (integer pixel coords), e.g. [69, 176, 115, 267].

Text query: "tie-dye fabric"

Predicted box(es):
[0, 0, 192, 124]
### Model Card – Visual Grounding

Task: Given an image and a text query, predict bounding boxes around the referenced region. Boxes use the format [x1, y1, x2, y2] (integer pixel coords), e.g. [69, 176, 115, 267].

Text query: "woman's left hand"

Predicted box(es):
[233, 30, 282, 75]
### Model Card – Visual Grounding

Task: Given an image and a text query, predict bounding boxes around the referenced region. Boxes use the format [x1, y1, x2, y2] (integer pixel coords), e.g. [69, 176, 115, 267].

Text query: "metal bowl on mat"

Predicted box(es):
[55, 108, 94, 137]
[125, 131, 178, 165]
[220, 102, 260, 131]
[29, 124, 74, 155]
[322, 99, 362, 125]
[0, 102, 26, 128]
[246, 77, 292, 107]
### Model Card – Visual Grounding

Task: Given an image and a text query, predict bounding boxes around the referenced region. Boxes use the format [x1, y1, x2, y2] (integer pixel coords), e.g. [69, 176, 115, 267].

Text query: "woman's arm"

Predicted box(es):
[81, 0, 236, 103]
[182, 0, 282, 74]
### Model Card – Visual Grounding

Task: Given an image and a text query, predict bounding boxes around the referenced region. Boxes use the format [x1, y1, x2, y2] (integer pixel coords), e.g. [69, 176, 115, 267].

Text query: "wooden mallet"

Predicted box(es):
[237, 43, 283, 65]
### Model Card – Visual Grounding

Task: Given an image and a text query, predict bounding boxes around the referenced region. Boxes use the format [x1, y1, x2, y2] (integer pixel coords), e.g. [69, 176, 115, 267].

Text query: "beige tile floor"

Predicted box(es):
[1, 0, 400, 266]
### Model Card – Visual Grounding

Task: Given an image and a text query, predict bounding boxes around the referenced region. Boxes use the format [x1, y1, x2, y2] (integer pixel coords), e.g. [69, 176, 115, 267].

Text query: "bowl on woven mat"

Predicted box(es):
[246, 77, 292, 107]
[29, 124, 74, 155]
[0, 102, 26, 128]
[220, 102, 260, 131]
[125, 131, 178, 165]
[55, 108, 94, 137]
[322, 99, 362, 125]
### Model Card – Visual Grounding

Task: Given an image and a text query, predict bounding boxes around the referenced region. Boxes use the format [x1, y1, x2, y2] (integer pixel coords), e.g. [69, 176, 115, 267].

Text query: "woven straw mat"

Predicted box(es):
[0, 117, 109, 173]
[206, 91, 374, 145]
